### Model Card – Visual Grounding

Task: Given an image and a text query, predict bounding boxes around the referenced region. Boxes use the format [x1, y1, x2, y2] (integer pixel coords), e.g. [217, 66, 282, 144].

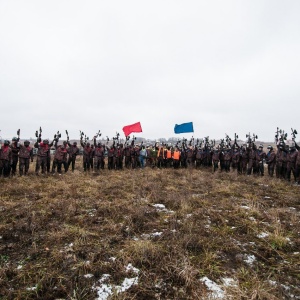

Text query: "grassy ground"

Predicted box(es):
[0, 160, 299, 299]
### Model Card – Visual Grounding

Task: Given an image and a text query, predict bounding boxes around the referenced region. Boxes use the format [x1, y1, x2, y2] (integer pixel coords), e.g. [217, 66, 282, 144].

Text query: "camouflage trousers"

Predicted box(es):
[35, 156, 48, 174]
[11, 156, 18, 176]
[94, 156, 105, 171]
[19, 157, 31, 176]
[0, 160, 11, 177]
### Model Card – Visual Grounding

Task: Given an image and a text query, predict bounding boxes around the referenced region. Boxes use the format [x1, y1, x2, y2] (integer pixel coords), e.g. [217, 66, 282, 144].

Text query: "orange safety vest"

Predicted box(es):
[157, 147, 164, 157]
[173, 151, 180, 160]
[167, 150, 172, 159]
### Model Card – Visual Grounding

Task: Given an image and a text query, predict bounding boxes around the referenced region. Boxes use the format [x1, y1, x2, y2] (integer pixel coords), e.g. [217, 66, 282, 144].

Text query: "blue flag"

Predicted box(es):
[174, 122, 194, 134]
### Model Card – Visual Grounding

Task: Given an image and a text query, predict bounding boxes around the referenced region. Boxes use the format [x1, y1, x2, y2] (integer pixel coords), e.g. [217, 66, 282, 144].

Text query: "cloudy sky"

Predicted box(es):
[0, 0, 299, 142]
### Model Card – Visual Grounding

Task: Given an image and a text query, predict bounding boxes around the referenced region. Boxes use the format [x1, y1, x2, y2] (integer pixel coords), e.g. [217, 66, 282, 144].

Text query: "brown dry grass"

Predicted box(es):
[0, 158, 299, 299]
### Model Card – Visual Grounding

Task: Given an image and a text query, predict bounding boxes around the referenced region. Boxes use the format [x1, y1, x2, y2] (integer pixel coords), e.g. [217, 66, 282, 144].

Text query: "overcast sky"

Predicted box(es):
[0, 0, 299, 142]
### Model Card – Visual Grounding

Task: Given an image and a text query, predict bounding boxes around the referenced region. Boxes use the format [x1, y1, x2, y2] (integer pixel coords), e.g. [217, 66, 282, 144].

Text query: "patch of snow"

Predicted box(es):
[93, 274, 112, 300]
[186, 214, 193, 218]
[17, 265, 22, 270]
[152, 204, 165, 209]
[257, 232, 269, 238]
[125, 263, 140, 274]
[117, 277, 139, 292]
[293, 252, 299, 255]
[140, 234, 150, 239]
[93, 269, 139, 300]
[152, 204, 174, 214]
[26, 286, 37, 291]
[264, 196, 271, 199]
[240, 206, 250, 209]
[249, 217, 256, 221]
[109, 257, 116, 262]
[222, 277, 237, 287]
[171, 229, 176, 233]
[200, 277, 224, 299]
[84, 274, 94, 278]
[150, 232, 163, 237]
[244, 255, 256, 266]
[268, 280, 277, 286]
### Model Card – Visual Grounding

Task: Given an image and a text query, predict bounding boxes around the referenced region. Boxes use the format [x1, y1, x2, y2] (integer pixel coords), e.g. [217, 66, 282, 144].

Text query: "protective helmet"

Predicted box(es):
[86, 142, 90, 147]
[12, 137, 18, 142]
[43, 139, 49, 144]
[4, 140, 10, 145]
[267, 145, 273, 150]
[73, 142, 77, 146]
[259, 144, 263, 148]
[24, 140, 30, 145]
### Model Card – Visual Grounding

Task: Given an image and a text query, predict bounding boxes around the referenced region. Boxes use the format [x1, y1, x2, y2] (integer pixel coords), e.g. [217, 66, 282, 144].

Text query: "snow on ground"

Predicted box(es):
[152, 204, 174, 214]
[93, 264, 140, 300]
[200, 277, 225, 299]
[244, 254, 256, 266]
[257, 232, 269, 238]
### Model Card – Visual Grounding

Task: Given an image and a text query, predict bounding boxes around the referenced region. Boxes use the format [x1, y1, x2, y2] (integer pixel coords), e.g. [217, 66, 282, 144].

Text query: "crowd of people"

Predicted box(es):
[0, 129, 299, 184]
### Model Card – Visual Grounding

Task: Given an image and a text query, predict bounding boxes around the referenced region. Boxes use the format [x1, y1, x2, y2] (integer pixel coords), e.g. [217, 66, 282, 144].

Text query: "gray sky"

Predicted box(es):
[0, 0, 299, 142]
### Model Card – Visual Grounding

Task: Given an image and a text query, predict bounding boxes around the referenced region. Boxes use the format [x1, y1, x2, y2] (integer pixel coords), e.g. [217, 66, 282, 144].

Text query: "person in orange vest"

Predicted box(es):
[172, 146, 181, 169]
[165, 146, 172, 168]
[157, 144, 165, 168]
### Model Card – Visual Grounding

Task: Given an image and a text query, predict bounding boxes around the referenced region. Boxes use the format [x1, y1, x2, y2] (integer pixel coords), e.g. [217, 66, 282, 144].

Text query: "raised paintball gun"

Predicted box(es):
[54, 131, 61, 142]
[291, 128, 298, 141]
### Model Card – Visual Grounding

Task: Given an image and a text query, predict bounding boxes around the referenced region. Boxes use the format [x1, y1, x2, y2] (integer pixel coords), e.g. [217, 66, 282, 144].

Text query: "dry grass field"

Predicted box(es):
[0, 158, 299, 299]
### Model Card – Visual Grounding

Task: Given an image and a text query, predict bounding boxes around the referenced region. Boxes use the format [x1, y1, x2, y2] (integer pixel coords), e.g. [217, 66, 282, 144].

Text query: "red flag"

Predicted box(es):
[122, 122, 142, 137]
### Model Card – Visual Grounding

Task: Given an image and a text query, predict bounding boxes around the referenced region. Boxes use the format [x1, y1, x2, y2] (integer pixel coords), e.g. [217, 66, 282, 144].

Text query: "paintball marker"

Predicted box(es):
[35, 127, 42, 142]
[291, 128, 298, 141]
[96, 130, 101, 138]
[17, 129, 20, 141]
[80, 130, 84, 140]
[66, 130, 69, 141]
[234, 133, 238, 143]
[225, 133, 232, 146]
[188, 136, 194, 146]
[275, 127, 279, 142]
[54, 131, 61, 141]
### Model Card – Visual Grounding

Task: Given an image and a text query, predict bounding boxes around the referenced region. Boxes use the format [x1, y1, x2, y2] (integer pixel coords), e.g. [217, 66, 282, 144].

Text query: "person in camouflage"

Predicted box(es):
[52, 140, 68, 174]
[231, 143, 240, 173]
[67, 141, 79, 172]
[93, 137, 106, 172]
[212, 146, 221, 172]
[80, 140, 93, 172]
[223, 146, 232, 172]
[276, 142, 285, 178]
[266, 145, 276, 177]
[19, 140, 33, 176]
[0, 140, 12, 177]
[10, 137, 20, 176]
[239, 144, 249, 175]
[35, 139, 54, 175]
[247, 143, 257, 175]
[295, 141, 300, 184]
[286, 144, 298, 183]
[255, 144, 266, 176]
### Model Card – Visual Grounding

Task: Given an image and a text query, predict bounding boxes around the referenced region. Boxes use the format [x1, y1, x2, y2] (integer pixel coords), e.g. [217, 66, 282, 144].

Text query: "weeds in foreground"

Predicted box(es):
[0, 166, 299, 299]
